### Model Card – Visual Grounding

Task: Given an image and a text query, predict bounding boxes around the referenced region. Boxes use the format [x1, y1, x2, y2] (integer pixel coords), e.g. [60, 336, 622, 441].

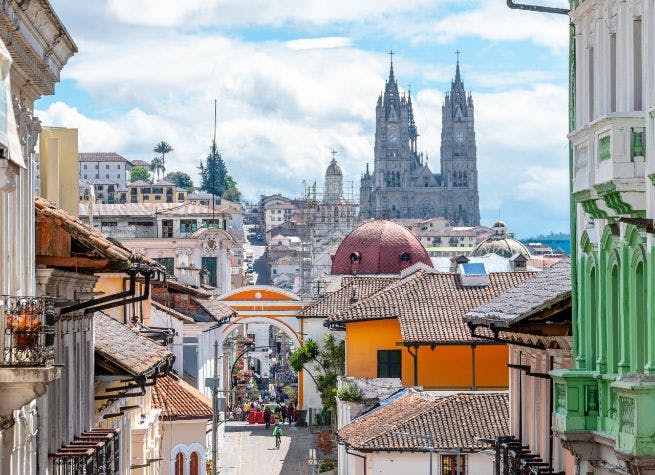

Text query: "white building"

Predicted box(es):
[337, 390, 507, 475]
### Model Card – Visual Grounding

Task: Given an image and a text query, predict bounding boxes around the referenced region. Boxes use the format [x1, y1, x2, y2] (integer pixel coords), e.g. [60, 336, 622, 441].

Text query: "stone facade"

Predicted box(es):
[551, 1, 655, 473]
[359, 59, 480, 225]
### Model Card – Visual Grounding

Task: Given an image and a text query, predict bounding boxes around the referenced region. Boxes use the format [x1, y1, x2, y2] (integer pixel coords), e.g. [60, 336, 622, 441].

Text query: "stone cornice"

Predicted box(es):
[0, 0, 76, 100]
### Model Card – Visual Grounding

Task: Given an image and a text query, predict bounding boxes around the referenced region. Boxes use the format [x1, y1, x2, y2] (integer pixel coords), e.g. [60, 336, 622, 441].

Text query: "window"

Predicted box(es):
[142, 187, 152, 194]
[143, 195, 150, 200]
[174, 453, 184, 475]
[117, 164, 121, 169]
[106, 164, 109, 169]
[178, 193, 185, 201]
[610, 33, 616, 112]
[400, 252, 411, 262]
[95, 164, 99, 169]
[180, 220, 198, 233]
[117, 174, 120, 178]
[106, 174, 109, 178]
[190, 452, 200, 475]
[633, 18, 643, 111]
[83, 164, 87, 169]
[377, 350, 401, 378]
[97, 185, 104, 190]
[155, 257, 174, 275]
[441, 454, 466, 475]
[154, 195, 161, 200]
[83, 174, 87, 179]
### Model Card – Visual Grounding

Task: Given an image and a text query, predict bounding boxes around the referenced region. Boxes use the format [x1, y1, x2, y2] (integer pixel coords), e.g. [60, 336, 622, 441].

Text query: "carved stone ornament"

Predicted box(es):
[13, 97, 41, 160]
[0, 158, 17, 191]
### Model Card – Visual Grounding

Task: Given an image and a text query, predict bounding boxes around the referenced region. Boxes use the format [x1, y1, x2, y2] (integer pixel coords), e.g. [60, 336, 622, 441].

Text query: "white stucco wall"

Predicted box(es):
[346, 450, 495, 475]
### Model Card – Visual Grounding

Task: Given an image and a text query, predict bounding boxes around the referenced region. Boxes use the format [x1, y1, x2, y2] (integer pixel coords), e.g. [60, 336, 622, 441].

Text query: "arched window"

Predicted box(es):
[400, 252, 411, 263]
[175, 453, 184, 475]
[396, 171, 400, 187]
[350, 252, 361, 264]
[608, 262, 620, 373]
[190, 452, 200, 475]
[634, 260, 646, 371]
[587, 265, 598, 371]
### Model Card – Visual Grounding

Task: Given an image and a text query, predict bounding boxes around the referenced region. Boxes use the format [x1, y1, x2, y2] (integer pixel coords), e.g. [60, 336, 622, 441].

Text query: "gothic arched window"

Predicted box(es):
[175, 453, 185, 475]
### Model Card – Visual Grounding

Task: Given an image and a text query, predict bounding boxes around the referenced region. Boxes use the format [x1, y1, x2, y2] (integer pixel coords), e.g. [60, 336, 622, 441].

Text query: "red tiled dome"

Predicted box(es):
[331, 220, 433, 275]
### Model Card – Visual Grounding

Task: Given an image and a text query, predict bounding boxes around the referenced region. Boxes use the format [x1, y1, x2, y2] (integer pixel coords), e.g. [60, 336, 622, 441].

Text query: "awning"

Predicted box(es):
[0, 37, 24, 169]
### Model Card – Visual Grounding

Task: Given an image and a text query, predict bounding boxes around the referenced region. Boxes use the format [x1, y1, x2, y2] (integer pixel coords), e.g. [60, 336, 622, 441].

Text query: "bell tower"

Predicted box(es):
[440, 54, 480, 225]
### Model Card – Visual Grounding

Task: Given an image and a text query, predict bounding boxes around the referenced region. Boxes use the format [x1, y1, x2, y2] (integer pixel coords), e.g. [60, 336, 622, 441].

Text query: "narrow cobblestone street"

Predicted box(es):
[219, 421, 315, 475]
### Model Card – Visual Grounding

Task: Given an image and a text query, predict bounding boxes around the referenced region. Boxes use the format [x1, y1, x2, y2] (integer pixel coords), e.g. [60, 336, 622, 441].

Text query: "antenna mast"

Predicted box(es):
[212, 99, 217, 226]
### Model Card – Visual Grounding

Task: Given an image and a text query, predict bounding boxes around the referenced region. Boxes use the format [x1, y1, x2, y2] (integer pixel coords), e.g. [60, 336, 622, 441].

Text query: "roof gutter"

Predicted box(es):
[61, 264, 158, 317]
[506, 0, 569, 15]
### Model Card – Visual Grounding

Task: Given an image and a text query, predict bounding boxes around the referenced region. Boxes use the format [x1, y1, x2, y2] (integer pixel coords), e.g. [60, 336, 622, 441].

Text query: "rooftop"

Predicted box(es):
[80, 202, 232, 218]
[78, 152, 130, 163]
[299, 276, 398, 318]
[338, 391, 508, 452]
[328, 270, 536, 344]
[94, 313, 173, 377]
[36, 196, 160, 270]
[465, 258, 571, 328]
[152, 374, 213, 421]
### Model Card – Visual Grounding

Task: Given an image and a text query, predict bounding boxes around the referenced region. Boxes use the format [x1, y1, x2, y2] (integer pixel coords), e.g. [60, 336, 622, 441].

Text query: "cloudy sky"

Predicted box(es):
[37, 0, 570, 238]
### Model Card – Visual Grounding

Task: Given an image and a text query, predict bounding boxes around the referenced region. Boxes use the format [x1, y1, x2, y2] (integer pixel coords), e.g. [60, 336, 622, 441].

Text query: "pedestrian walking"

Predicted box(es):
[264, 407, 272, 429]
[287, 403, 294, 424]
[280, 405, 287, 424]
[235, 405, 243, 422]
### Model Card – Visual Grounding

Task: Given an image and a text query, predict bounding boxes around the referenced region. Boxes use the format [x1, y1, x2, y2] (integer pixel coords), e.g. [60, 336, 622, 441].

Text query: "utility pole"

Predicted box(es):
[211, 340, 219, 475]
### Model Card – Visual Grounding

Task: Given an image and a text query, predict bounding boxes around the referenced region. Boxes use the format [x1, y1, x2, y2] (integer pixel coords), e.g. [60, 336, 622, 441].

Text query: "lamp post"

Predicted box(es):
[394, 431, 436, 475]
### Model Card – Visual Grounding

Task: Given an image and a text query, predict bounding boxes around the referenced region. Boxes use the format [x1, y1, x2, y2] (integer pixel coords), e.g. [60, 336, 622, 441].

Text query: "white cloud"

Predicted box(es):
[285, 37, 353, 51]
[394, 1, 569, 50]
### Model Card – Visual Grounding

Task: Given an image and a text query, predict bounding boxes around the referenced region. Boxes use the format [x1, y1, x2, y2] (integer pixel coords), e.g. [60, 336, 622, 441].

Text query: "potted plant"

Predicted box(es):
[6, 312, 41, 349]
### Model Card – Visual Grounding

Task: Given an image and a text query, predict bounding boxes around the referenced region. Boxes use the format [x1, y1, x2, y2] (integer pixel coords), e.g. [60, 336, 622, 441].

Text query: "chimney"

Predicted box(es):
[39, 127, 79, 216]
[450, 254, 469, 272]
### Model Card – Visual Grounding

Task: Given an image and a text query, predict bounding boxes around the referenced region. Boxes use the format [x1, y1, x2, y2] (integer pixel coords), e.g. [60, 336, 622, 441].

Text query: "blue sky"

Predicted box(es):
[37, 0, 570, 237]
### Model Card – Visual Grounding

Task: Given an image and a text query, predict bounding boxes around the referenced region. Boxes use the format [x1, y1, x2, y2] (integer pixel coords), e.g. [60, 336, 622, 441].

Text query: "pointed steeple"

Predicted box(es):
[453, 50, 463, 86]
[383, 50, 400, 119]
[407, 87, 417, 140]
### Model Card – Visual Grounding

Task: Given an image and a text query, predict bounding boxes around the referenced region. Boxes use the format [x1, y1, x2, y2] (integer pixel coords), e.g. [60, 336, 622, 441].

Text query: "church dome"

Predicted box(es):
[330, 220, 433, 275]
[471, 222, 531, 259]
[326, 158, 342, 177]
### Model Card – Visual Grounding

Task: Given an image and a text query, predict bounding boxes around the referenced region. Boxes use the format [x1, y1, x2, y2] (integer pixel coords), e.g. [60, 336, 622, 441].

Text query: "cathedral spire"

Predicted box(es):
[455, 49, 461, 83]
[388, 50, 395, 83]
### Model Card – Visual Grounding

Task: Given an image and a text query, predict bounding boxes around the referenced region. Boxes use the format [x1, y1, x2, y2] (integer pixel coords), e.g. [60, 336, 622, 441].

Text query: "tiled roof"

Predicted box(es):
[339, 392, 508, 451]
[192, 298, 236, 321]
[152, 301, 194, 323]
[94, 313, 173, 377]
[298, 276, 398, 318]
[35, 197, 160, 269]
[152, 180, 176, 186]
[130, 160, 150, 167]
[465, 258, 571, 328]
[79, 202, 231, 218]
[129, 180, 151, 186]
[152, 375, 213, 421]
[328, 270, 535, 343]
[271, 256, 297, 266]
[78, 152, 130, 163]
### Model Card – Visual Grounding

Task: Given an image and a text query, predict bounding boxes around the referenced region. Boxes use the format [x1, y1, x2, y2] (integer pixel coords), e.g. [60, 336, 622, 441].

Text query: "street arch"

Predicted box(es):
[217, 286, 306, 408]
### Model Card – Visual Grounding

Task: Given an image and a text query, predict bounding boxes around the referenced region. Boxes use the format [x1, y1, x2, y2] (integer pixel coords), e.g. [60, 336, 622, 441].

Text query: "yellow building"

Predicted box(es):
[320, 269, 536, 390]
[128, 179, 187, 203]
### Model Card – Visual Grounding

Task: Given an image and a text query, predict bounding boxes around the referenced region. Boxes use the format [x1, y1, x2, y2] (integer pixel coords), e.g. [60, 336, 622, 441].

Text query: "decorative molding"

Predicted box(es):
[582, 199, 608, 219]
[603, 192, 634, 215]
[619, 396, 634, 435]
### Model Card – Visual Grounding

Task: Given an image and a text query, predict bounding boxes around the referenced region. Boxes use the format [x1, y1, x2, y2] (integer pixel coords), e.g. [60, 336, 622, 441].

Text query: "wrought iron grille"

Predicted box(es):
[1, 296, 55, 367]
[495, 436, 565, 475]
[52, 428, 120, 475]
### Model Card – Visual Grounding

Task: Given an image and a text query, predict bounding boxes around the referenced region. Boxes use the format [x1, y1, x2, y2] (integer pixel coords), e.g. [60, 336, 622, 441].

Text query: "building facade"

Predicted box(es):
[550, 1, 655, 473]
[359, 58, 480, 225]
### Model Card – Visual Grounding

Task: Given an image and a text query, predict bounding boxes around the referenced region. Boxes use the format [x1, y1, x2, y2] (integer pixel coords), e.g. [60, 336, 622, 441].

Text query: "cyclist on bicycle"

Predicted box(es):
[272, 422, 283, 449]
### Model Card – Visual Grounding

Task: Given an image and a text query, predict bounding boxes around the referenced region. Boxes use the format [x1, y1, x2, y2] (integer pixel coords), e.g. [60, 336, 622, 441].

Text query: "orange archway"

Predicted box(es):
[218, 286, 306, 407]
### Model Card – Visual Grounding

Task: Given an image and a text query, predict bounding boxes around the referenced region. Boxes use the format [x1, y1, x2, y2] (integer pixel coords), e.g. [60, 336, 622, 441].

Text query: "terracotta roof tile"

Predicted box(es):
[328, 271, 536, 343]
[94, 313, 173, 377]
[151, 375, 213, 420]
[466, 258, 571, 328]
[192, 298, 236, 321]
[78, 152, 130, 163]
[298, 276, 398, 318]
[339, 392, 509, 451]
[36, 196, 160, 269]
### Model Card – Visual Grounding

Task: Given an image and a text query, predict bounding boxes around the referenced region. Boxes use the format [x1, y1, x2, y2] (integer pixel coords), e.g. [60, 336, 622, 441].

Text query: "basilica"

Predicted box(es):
[359, 56, 481, 225]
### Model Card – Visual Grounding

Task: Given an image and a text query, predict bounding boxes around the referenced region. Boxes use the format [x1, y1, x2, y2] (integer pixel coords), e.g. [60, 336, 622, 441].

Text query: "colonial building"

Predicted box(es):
[545, 1, 655, 473]
[359, 57, 480, 225]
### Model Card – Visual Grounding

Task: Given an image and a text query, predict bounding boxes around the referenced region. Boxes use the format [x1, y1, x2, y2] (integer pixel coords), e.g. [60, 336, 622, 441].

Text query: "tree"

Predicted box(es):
[198, 141, 241, 201]
[165, 171, 194, 190]
[153, 141, 174, 171]
[150, 157, 165, 180]
[289, 334, 345, 410]
[129, 166, 152, 183]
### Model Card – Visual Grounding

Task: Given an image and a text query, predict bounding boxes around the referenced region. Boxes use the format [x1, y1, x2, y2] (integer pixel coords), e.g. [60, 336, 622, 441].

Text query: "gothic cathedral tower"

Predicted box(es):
[360, 54, 480, 225]
[440, 59, 480, 225]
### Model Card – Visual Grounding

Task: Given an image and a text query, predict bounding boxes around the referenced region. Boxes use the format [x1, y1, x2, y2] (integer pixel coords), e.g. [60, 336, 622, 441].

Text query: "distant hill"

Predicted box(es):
[520, 232, 571, 254]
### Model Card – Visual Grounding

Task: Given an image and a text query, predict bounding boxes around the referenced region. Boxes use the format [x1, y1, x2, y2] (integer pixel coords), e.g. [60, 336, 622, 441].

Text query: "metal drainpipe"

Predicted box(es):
[60, 265, 139, 315]
[518, 351, 523, 442]
[471, 344, 477, 390]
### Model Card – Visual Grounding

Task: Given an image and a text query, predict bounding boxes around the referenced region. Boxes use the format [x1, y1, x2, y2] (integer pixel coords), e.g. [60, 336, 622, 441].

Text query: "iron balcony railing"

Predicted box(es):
[1, 296, 55, 367]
